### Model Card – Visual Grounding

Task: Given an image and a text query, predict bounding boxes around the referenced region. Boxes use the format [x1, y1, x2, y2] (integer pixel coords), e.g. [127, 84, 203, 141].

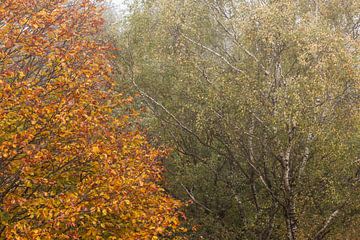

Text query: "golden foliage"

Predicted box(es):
[0, 0, 181, 239]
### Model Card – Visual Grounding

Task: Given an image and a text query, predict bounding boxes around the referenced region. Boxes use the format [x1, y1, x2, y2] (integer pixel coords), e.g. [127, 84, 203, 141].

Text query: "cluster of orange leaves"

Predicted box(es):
[0, 0, 182, 239]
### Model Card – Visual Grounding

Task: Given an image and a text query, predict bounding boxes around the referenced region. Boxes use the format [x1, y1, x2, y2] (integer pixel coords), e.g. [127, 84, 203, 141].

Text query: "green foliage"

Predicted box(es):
[111, 0, 360, 239]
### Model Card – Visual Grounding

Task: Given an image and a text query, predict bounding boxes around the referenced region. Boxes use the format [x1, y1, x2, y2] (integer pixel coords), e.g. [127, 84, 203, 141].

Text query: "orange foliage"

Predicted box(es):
[0, 0, 181, 239]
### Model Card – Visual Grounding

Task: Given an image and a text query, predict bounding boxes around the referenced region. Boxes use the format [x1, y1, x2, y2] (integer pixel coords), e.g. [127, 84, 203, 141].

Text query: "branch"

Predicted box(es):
[180, 32, 244, 74]
[203, 0, 270, 76]
[180, 182, 214, 213]
[313, 209, 340, 240]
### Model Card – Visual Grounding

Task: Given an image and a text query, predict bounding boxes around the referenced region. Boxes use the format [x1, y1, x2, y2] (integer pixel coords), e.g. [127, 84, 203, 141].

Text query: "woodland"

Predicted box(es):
[0, 0, 359, 239]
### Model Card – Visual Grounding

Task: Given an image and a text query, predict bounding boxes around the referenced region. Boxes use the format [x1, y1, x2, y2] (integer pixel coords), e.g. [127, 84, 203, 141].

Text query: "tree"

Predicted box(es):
[114, 0, 360, 239]
[0, 0, 181, 239]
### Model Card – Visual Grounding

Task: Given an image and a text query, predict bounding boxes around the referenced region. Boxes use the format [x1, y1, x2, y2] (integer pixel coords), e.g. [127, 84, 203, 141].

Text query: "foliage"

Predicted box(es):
[113, 0, 360, 239]
[0, 0, 181, 239]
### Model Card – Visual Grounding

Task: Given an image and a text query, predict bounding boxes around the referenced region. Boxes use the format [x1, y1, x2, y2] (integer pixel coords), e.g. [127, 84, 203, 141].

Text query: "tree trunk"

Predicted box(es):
[283, 144, 297, 240]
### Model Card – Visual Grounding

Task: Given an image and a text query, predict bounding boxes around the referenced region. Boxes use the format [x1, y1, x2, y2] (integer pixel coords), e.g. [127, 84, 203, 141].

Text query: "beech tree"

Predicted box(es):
[114, 0, 360, 239]
[0, 0, 181, 239]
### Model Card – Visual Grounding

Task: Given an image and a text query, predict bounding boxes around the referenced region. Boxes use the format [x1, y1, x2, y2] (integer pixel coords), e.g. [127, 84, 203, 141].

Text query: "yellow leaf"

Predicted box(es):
[92, 145, 100, 154]
[19, 71, 25, 78]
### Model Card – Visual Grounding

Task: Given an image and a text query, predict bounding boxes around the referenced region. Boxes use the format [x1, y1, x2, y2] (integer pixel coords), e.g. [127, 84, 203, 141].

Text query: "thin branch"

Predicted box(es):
[313, 209, 340, 240]
[180, 182, 214, 213]
[180, 32, 244, 74]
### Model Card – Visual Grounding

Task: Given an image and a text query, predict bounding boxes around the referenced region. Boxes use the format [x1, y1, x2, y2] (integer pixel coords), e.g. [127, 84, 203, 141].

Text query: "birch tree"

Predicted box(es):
[113, 0, 360, 239]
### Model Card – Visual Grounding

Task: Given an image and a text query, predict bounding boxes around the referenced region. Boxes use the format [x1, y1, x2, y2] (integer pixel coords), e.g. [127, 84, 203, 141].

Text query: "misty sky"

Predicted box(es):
[107, 0, 130, 14]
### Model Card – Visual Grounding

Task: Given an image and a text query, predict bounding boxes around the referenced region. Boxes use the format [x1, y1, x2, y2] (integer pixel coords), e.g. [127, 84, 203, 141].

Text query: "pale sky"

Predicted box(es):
[108, 0, 129, 8]
[107, 0, 130, 15]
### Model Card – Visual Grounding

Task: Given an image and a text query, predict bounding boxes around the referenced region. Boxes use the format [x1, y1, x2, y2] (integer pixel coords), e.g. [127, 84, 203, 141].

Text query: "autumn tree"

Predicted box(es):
[113, 0, 360, 239]
[0, 0, 181, 239]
